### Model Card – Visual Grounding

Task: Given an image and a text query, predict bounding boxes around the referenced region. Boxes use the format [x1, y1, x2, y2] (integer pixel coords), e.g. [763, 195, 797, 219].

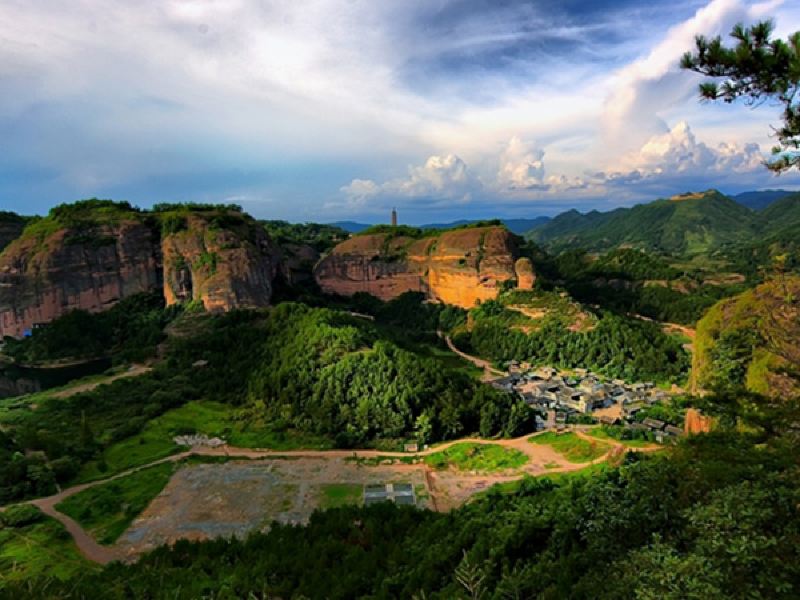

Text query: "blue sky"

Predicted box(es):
[1, 0, 800, 224]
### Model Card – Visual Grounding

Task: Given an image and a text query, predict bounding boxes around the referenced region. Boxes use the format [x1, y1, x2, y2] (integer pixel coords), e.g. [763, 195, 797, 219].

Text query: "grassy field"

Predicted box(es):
[57, 462, 175, 545]
[477, 463, 611, 499]
[319, 484, 362, 509]
[584, 427, 653, 448]
[76, 400, 333, 482]
[424, 443, 528, 472]
[530, 432, 609, 463]
[0, 513, 95, 587]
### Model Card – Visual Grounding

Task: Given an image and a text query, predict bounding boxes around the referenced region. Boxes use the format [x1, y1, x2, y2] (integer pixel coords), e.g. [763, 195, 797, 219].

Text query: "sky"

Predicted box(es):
[1, 0, 800, 224]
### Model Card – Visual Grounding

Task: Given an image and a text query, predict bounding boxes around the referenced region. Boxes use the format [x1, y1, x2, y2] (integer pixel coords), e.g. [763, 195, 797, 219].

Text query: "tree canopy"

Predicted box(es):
[681, 21, 800, 172]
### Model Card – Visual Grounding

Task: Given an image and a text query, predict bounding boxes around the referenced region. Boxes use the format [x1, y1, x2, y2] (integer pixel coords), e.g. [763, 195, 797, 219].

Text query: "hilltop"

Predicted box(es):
[0, 200, 281, 338]
[527, 190, 758, 255]
[314, 224, 535, 309]
[331, 216, 551, 235]
[692, 275, 800, 398]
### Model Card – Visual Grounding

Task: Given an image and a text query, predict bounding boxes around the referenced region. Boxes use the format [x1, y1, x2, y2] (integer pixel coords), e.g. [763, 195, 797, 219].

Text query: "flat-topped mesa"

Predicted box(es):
[0, 214, 161, 338]
[161, 212, 280, 311]
[314, 226, 535, 309]
[0, 202, 283, 338]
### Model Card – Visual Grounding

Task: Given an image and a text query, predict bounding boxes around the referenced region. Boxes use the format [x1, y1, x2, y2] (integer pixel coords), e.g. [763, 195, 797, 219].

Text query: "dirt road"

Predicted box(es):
[10, 429, 658, 565]
[441, 333, 506, 379]
[51, 364, 152, 398]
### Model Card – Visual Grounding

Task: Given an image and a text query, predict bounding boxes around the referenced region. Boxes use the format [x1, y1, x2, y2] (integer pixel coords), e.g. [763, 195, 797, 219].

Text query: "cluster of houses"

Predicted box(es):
[491, 362, 682, 441]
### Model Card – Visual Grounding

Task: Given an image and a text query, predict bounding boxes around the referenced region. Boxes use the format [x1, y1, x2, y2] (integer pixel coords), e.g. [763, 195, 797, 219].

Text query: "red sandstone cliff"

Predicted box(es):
[0, 208, 282, 338]
[0, 219, 161, 338]
[161, 213, 280, 311]
[313, 226, 534, 309]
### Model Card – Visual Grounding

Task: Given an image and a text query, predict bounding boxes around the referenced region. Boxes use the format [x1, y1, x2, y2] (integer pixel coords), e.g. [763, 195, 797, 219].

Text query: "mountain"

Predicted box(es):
[758, 193, 800, 234]
[421, 217, 551, 234]
[527, 190, 757, 256]
[328, 220, 372, 233]
[733, 189, 795, 211]
[0, 200, 281, 338]
[330, 217, 550, 235]
[314, 225, 535, 308]
[692, 275, 800, 398]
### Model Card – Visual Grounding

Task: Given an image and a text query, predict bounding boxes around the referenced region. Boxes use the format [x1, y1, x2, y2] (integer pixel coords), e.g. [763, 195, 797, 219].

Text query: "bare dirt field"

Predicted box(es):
[115, 457, 428, 559]
[21, 429, 643, 564]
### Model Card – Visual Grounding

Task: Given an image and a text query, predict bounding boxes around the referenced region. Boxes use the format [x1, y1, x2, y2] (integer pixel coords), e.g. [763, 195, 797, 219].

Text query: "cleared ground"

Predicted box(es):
[14, 427, 649, 564]
[115, 457, 428, 559]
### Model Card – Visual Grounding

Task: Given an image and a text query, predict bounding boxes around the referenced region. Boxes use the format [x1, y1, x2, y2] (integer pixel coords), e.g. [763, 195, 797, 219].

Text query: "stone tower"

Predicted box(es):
[391, 208, 397, 227]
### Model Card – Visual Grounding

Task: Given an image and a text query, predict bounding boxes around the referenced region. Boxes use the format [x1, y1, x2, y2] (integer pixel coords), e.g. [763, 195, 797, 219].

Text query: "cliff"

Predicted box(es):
[691, 276, 800, 398]
[314, 226, 535, 308]
[0, 202, 282, 338]
[0, 217, 161, 338]
[161, 212, 280, 311]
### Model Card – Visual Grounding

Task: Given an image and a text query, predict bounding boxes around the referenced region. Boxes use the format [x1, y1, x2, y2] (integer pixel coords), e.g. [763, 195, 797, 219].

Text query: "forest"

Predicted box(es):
[459, 308, 689, 383]
[544, 248, 747, 325]
[0, 299, 528, 503]
[5, 402, 798, 599]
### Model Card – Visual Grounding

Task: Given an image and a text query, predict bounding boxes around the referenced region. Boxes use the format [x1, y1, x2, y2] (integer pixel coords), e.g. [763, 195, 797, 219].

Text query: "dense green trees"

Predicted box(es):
[463, 312, 688, 383]
[545, 248, 745, 325]
[246, 303, 529, 447]
[0, 431, 56, 504]
[2, 293, 182, 364]
[7, 427, 799, 599]
[682, 21, 800, 172]
[261, 220, 349, 253]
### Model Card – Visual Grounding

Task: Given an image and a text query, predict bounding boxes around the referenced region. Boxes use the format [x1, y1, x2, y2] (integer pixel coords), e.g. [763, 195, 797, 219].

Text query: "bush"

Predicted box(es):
[0, 504, 44, 528]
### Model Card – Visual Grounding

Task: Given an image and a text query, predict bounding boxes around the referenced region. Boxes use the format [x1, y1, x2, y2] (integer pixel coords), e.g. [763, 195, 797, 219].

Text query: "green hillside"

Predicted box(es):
[692, 276, 800, 397]
[528, 190, 757, 256]
[758, 193, 800, 235]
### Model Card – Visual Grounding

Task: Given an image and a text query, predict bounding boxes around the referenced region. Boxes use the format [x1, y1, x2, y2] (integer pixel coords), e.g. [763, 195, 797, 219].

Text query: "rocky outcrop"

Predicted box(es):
[314, 226, 532, 309]
[0, 207, 282, 338]
[514, 258, 535, 290]
[0, 219, 162, 338]
[278, 243, 320, 285]
[684, 408, 713, 435]
[161, 214, 280, 311]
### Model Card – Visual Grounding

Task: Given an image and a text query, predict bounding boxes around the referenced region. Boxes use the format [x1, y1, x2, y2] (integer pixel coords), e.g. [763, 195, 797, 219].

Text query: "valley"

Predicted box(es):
[0, 192, 798, 598]
[16, 425, 643, 566]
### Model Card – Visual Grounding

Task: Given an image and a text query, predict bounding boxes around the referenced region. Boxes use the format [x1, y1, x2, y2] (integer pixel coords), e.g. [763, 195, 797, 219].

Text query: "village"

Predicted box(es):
[491, 361, 684, 443]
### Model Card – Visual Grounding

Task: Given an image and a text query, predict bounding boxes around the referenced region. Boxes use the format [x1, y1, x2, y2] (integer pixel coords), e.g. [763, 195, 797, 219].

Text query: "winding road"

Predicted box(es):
[5, 429, 658, 566]
[440, 332, 506, 379]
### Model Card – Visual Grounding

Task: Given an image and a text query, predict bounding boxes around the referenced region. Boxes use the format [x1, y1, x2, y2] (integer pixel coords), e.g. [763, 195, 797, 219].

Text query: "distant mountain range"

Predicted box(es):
[732, 189, 796, 211]
[527, 189, 800, 256]
[329, 216, 551, 235]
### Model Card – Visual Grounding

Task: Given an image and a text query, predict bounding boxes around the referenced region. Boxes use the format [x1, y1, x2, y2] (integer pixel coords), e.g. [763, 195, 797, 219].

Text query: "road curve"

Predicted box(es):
[7, 429, 659, 565]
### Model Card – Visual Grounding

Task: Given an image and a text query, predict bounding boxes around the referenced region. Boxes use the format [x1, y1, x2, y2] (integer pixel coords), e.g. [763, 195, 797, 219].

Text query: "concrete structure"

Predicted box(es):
[364, 483, 416, 506]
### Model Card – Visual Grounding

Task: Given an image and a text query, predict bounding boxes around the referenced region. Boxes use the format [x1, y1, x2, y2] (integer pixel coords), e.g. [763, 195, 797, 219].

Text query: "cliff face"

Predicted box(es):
[684, 408, 713, 435]
[0, 207, 282, 338]
[314, 226, 533, 308]
[0, 219, 162, 338]
[161, 214, 280, 311]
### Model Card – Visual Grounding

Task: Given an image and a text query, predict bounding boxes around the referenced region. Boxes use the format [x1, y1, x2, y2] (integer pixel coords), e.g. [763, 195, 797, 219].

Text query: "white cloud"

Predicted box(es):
[2, 0, 800, 220]
[496, 137, 546, 190]
[610, 121, 764, 180]
[341, 154, 475, 206]
[601, 0, 783, 158]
